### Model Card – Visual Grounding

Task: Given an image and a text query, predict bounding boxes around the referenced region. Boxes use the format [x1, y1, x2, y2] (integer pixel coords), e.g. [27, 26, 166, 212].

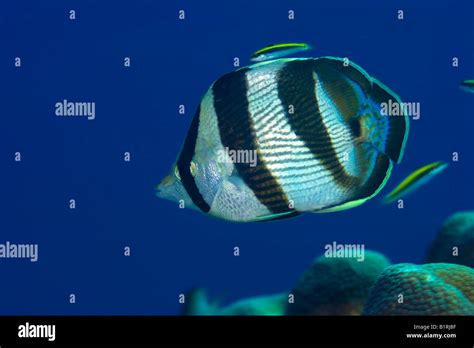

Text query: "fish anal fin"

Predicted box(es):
[252, 210, 301, 222]
[315, 155, 394, 213]
[314, 199, 368, 213]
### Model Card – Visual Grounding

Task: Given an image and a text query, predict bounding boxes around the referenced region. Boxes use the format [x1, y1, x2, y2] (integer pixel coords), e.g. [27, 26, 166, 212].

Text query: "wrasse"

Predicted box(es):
[383, 161, 448, 204]
[460, 79, 474, 93]
[250, 43, 312, 62]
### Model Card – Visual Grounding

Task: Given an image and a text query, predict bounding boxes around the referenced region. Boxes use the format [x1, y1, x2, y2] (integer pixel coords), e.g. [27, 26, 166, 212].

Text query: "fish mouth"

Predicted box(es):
[156, 175, 176, 198]
[159, 175, 175, 187]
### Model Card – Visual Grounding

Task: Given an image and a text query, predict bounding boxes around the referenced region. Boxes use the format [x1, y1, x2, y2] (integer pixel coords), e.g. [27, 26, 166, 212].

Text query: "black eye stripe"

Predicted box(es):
[176, 105, 211, 213]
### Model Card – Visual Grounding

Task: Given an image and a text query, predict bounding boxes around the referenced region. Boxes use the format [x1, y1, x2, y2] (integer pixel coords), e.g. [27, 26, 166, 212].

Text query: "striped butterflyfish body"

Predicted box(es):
[156, 57, 409, 222]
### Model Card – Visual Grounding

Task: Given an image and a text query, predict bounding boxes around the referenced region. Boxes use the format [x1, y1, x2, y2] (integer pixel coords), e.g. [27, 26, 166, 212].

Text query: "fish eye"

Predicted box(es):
[190, 161, 197, 177]
[174, 165, 181, 180]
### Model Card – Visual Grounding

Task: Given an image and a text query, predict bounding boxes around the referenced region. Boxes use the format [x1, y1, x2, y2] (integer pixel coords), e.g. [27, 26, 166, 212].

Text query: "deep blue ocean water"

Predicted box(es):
[1, 0, 473, 314]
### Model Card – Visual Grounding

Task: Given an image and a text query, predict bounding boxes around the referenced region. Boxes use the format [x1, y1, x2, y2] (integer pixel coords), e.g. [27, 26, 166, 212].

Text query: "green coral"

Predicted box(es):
[363, 263, 474, 315]
[219, 293, 286, 315]
[286, 250, 391, 315]
[183, 289, 286, 315]
[426, 211, 474, 267]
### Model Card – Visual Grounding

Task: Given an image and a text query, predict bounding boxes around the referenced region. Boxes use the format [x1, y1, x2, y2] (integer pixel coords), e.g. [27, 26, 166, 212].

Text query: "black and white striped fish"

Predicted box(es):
[157, 57, 409, 222]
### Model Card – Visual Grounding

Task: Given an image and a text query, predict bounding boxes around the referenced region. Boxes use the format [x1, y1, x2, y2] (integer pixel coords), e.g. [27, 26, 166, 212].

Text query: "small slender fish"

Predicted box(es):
[250, 43, 312, 62]
[383, 161, 448, 204]
[460, 80, 474, 93]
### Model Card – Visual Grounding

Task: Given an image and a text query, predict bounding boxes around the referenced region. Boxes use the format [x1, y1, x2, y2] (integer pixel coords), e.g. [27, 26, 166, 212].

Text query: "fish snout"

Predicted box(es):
[160, 175, 176, 187]
[156, 175, 177, 196]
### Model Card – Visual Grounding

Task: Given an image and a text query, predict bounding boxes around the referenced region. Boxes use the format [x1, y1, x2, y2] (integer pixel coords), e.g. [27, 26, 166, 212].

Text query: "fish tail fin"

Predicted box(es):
[182, 288, 218, 315]
[358, 80, 409, 164]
